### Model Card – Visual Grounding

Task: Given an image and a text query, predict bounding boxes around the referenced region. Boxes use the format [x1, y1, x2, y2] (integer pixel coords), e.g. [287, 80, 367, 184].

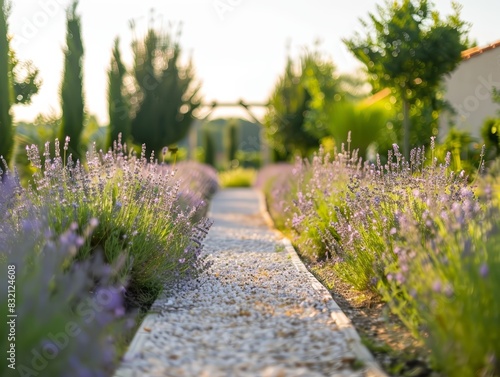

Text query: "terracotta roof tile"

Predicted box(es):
[461, 40, 500, 60]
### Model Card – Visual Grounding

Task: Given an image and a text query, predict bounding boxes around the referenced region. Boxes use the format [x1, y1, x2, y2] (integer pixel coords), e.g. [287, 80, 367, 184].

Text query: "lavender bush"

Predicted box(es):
[0, 137, 218, 376]
[21, 138, 216, 308]
[253, 163, 294, 230]
[381, 180, 500, 377]
[0, 175, 134, 377]
[261, 137, 500, 375]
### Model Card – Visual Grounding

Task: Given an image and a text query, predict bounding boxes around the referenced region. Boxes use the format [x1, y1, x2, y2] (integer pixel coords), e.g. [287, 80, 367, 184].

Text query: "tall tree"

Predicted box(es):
[226, 119, 238, 164]
[107, 37, 129, 149]
[130, 26, 201, 158]
[344, 0, 470, 158]
[0, 0, 12, 167]
[0, 0, 40, 168]
[264, 49, 344, 160]
[59, 0, 85, 160]
[203, 130, 216, 167]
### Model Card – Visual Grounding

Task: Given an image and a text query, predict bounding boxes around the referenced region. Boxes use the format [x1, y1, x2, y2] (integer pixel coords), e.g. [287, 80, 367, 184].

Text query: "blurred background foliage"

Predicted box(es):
[1, 0, 499, 183]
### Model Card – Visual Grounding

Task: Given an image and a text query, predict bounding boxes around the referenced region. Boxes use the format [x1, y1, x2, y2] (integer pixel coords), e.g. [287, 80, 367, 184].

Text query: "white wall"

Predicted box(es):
[440, 48, 500, 140]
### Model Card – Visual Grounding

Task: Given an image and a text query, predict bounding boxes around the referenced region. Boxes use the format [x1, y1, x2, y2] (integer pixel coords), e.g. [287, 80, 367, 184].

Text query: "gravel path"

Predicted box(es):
[114, 189, 385, 377]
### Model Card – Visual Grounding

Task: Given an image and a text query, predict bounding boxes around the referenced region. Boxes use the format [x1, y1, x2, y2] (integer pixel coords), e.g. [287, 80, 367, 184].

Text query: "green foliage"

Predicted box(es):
[0, 0, 41, 167]
[344, 0, 470, 157]
[1, 141, 217, 375]
[219, 168, 256, 188]
[21, 140, 215, 309]
[0, 0, 13, 166]
[182, 118, 261, 162]
[301, 51, 345, 139]
[493, 87, 500, 105]
[326, 98, 397, 158]
[14, 114, 60, 184]
[434, 128, 480, 174]
[203, 130, 216, 167]
[264, 48, 346, 160]
[226, 119, 239, 164]
[236, 150, 261, 168]
[81, 115, 107, 153]
[262, 138, 500, 375]
[59, 0, 85, 161]
[130, 27, 201, 157]
[380, 182, 500, 377]
[482, 117, 500, 158]
[10, 50, 40, 106]
[107, 37, 130, 150]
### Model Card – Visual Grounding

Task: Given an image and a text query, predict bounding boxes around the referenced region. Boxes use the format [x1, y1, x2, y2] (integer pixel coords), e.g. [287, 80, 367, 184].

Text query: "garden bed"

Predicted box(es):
[258, 141, 500, 377]
[0, 140, 218, 376]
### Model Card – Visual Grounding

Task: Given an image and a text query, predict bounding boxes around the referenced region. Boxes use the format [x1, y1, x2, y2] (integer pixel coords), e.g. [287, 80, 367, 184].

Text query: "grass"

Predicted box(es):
[219, 167, 256, 188]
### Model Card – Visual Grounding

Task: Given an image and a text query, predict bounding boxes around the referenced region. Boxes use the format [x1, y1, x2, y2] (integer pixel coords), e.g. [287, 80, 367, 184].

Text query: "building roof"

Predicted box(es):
[461, 40, 500, 60]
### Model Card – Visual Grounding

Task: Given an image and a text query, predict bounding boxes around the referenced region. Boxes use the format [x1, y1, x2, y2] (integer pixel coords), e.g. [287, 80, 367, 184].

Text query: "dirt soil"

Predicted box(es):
[307, 262, 443, 377]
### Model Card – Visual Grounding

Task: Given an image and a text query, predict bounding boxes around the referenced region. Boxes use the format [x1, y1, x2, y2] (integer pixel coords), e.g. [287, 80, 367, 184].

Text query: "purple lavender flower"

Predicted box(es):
[479, 263, 489, 278]
[432, 280, 442, 293]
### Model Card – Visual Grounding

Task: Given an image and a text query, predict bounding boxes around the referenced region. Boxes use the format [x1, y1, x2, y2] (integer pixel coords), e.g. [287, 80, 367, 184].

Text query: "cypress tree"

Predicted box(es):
[203, 130, 216, 167]
[0, 0, 13, 168]
[107, 37, 129, 149]
[226, 120, 238, 164]
[59, 0, 85, 160]
[130, 27, 201, 157]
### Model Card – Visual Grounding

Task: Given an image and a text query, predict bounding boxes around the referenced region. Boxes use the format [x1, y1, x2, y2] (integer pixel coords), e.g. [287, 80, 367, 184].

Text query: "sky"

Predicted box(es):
[7, 0, 500, 124]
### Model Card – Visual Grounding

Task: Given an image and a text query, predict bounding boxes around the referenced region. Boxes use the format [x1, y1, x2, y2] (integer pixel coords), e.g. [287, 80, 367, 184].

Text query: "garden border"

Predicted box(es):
[257, 190, 388, 377]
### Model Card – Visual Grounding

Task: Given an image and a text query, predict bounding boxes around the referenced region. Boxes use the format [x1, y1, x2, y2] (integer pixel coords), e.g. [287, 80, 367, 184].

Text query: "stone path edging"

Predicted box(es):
[257, 191, 387, 377]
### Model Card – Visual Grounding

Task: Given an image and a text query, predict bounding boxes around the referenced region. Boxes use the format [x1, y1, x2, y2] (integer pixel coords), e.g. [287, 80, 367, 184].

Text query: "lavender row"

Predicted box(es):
[0, 138, 218, 377]
[260, 138, 499, 376]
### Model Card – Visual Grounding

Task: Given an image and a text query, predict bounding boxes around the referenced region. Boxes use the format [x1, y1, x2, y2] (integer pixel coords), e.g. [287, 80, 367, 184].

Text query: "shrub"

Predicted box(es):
[325, 99, 396, 159]
[219, 168, 256, 188]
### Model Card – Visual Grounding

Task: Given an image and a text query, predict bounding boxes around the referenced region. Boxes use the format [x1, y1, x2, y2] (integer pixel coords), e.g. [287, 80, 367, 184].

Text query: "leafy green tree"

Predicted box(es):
[10, 51, 40, 106]
[130, 27, 201, 158]
[264, 49, 345, 160]
[59, 0, 85, 161]
[0, 0, 41, 168]
[344, 0, 470, 157]
[107, 37, 129, 149]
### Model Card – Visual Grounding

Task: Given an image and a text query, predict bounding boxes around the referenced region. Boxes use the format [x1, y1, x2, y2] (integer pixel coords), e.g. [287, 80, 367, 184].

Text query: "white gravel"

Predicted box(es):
[114, 189, 383, 377]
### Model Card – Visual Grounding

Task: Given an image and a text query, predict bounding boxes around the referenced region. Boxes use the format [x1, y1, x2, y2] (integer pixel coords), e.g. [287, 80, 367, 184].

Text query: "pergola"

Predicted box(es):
[189, 100, 270, 164]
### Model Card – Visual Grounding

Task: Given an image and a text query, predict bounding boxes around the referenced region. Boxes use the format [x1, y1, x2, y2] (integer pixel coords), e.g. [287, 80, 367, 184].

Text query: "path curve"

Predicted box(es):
[114, 188, 386, 377]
